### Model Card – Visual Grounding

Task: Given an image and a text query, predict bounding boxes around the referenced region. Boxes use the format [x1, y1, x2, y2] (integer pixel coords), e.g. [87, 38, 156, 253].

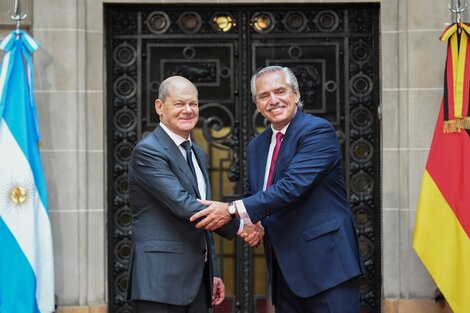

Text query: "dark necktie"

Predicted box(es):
[181, 140, 197, 180]
[266, 132, 284, 187]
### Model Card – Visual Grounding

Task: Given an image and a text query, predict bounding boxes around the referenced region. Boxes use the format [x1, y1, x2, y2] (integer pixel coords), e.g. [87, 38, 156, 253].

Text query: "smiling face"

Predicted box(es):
[254, 70, 299, 130]
[155, 76, 199, 139]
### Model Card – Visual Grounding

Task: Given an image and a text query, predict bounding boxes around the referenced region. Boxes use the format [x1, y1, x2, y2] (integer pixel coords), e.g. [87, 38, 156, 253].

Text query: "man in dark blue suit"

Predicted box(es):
[191, 66, 365, 313]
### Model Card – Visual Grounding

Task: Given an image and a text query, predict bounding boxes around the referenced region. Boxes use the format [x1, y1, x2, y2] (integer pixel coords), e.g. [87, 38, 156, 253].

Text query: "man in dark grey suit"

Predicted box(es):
[127, 76, 262, 313]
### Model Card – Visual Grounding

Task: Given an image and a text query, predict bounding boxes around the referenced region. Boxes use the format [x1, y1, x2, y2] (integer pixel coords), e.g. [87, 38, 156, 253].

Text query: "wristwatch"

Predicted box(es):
[227, 202, 237, 219]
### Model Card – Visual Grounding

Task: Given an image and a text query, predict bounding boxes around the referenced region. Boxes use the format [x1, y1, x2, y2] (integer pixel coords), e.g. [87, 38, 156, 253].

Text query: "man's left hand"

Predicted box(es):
[240, 222, 264, 247]
[190, 200, 232, 230]
[212, 277, 225, 306]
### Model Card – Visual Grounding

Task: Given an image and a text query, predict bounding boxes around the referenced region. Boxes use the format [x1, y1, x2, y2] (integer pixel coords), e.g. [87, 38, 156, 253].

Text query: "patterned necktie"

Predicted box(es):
[181, 140, 197, 180]
[266, 132, 284, 187]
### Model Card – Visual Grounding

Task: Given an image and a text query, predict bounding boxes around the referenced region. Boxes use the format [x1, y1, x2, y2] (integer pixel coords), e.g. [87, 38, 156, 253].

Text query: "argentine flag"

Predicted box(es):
[0, 30, 54, 312]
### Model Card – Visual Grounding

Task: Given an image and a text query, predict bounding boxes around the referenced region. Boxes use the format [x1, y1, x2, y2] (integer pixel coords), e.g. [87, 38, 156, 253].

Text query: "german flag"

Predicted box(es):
[413, 24, 470, 313]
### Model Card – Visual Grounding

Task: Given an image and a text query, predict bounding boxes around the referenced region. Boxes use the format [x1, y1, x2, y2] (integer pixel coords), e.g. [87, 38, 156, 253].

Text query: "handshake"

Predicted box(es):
[190, 199, 264, 247]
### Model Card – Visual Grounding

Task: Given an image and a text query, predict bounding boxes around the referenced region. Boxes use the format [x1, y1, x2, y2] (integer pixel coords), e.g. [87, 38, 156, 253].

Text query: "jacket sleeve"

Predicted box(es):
[209, 232, 220, 277]
[243, 121, 341, 223]
[129, 140, 240, 239]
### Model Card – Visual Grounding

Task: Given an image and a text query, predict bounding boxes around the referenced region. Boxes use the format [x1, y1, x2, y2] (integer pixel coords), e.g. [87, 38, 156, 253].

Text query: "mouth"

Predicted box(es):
[180, 115, 195, 119]
[267, 105, 286, 113]
[179, 117, 195, 123]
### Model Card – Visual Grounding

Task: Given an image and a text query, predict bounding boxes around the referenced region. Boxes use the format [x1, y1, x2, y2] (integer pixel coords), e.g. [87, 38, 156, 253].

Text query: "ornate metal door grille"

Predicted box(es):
[106, 4, 381, 313]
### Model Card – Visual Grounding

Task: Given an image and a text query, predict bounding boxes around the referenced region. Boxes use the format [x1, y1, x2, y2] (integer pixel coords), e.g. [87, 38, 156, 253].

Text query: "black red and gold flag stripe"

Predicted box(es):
[440, 23, 470, 132]
[413, 102, 470, 312]
[414, 23, 470, 313]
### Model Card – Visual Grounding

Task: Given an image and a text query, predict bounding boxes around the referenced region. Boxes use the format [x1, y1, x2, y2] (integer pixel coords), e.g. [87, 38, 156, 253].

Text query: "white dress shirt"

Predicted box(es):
[236, 123, 290, 224]
[159, 123, 206, 200]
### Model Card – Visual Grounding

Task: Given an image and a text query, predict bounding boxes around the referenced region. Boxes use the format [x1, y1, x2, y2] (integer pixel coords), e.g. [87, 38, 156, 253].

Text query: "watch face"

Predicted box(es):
[228, 205, 236, 214]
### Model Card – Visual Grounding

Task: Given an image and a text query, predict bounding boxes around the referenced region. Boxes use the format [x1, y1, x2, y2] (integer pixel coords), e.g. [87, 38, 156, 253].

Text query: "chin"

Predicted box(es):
[181, 125, 196, 133]
[270, 116, 287, 123]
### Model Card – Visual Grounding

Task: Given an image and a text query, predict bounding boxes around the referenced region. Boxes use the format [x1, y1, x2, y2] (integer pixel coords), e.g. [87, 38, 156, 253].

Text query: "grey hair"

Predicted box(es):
[158, 76, 197, 102]
[250, 66, 303, 109]
[158, 78, 172, 102]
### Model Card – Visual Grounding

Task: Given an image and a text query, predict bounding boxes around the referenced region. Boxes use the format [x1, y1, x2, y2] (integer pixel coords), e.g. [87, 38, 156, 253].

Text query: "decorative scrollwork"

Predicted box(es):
[251, 12, 275, 33]
[288, 45, 303, 59]
[351, 170, 374, 196]
[292, 65, 322, 108]
[199, 103, 235, 145]
[114, 74, 137, 100]
[211, 12, 236, 33]
[351, 106, 373, 130]
[113, 42, 137, 67]
[351, 138, 373, 162]
[282, 11, 307, 33]
[146, 11, 171, 34]
[351, 39, 371, 65]
[251, 110, 270, 136]
[350, 73, 373, 97]
[223, 122, 240, 183]
[165, 62, 217, 85]
[199, 103, 239, 182]
[353, 204, 374, 232]
[314, 10, 340, 32]
[178, 12, 202, 33]
[114, 108, 137, 132]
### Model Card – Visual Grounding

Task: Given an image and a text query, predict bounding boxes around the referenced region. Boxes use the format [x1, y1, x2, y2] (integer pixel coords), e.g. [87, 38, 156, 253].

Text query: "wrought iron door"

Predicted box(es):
[106, 4, 381, 313]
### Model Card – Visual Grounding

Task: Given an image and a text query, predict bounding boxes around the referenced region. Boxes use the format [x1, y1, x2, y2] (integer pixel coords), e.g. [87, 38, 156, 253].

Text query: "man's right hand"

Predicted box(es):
[190, 199, 232, 230]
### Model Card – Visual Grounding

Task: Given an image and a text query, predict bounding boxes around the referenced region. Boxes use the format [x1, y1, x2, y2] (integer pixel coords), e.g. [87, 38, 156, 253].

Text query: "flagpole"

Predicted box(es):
[0, 8, 55, 312]
[449, 1, 467, 22]
[9, 0, 27, 30]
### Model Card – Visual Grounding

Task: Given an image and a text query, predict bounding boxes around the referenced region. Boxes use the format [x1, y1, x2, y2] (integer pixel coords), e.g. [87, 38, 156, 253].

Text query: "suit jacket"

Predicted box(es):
[243, 110, 365, 298]
[126, 125, 240, 306]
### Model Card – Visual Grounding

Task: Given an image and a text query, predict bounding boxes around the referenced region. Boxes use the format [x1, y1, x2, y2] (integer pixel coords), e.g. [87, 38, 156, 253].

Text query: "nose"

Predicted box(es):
[182, 104, 193, 112]
[268, 92, 280, 104]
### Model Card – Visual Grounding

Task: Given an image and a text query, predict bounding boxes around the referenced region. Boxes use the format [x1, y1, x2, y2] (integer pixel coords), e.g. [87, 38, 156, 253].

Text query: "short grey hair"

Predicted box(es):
[158, 76, 197, 102]
[158, 78, 172, 102]
[250, 66, 303, 109]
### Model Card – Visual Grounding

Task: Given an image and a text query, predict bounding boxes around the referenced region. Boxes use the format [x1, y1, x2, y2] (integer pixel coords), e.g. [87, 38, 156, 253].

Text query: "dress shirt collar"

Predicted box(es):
[270, 123, 290, 139]
[159, 122, 192, 147]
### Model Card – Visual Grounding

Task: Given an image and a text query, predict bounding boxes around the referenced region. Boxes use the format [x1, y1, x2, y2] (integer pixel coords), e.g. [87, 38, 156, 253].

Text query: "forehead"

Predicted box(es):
[166, 82, 198, 100]
[255, 71, 288, 92]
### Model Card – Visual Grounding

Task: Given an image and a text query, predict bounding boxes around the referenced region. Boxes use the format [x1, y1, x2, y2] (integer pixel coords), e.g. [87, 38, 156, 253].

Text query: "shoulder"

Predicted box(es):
[299, 111, 331, 127]
[249, 128, 271, 146]
[132, 128, 170, 161]
[135, 130, 158, 151]
[296, 112, 335, 134]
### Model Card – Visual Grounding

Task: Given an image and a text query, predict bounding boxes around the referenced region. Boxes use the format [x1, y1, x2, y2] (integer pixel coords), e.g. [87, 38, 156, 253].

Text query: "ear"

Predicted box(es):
[155, 99, 163, 116]
[294, 89, 300, 103]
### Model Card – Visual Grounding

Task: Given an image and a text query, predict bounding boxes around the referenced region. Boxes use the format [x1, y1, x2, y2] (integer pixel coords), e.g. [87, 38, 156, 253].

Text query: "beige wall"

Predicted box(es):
[0, 0, 464, 312]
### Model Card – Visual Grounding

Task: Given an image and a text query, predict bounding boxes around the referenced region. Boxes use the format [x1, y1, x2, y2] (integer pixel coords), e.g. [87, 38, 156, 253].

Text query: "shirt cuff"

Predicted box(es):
[235, 200, 253, 224]
[236, 219, 244, 235]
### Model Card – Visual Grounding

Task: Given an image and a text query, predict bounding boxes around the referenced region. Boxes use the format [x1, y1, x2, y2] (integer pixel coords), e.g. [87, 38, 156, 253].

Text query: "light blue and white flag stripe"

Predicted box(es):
[0, 30, 54, 313]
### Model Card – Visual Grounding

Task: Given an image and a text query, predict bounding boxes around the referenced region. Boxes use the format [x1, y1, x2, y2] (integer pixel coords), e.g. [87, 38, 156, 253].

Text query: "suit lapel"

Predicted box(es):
[271, 110, 303, 184]
[154, 126, 201, 197]
[193, 144, 211, 198]
[255, 129, 273, 191]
